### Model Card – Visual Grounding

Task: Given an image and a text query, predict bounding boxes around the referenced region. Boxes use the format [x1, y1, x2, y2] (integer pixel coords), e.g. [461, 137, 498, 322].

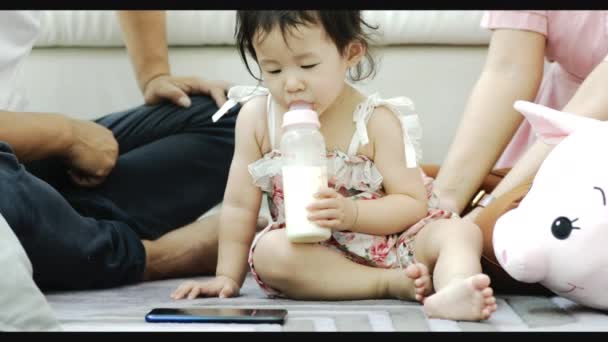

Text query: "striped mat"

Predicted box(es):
[45, 274, 608, 331]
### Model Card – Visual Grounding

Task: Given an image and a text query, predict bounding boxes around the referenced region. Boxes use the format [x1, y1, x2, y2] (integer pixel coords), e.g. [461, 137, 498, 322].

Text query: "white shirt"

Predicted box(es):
[0, 11, 42, 111]
[0, 213, 60, 331]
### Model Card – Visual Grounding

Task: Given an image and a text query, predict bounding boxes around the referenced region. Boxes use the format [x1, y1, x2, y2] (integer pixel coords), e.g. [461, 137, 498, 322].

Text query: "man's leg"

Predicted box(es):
[0, 142, 146, 290]
[90, 95, 238, 239]
[21, 95, 237, 285]
[0, 213, 61, 331]
[26, 95, 237, 237]
[91, 95, 238, 279]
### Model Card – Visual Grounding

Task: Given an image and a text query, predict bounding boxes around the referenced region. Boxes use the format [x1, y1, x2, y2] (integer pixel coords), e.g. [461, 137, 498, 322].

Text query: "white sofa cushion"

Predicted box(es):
[370, 10, 490, 45]
[35, 10, 490, 47]
[24, 10, 492, 166]
[22, 10, 493, 224]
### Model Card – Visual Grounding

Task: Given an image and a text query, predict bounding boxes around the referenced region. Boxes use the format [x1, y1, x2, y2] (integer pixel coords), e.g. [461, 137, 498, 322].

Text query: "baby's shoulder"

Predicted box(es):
[235, 95, 271, 150]
[238, 95, 268, 121]
[366, 105, 403, 137]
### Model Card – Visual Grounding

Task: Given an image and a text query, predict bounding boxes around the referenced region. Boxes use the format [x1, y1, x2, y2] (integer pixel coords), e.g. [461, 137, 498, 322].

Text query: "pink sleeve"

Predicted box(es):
[480, 11, 548, 36]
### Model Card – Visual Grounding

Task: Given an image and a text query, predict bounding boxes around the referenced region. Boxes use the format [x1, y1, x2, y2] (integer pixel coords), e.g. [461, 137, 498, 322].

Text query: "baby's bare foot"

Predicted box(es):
[405, 263, 433, 303]
[423, 274, 497, 321]
[385, 263, 431, 301]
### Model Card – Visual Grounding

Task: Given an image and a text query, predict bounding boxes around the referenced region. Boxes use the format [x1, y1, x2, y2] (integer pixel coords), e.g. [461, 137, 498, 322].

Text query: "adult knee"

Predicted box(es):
[0, 142, 28, 224]
[0, 142, 23, 177]
[251, 229, 297, 285]
[184, 95, 224, 126]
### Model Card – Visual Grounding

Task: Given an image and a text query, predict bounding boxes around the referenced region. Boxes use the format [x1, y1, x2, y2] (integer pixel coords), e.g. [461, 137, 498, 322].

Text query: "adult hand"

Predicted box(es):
[143, 74, 231, 108]
[170, 275, 240, 300]
[64, 119, 119, 187]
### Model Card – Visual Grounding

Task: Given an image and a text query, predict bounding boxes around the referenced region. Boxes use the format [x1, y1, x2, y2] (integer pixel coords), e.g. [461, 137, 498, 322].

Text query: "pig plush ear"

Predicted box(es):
[514, 101, 599, 145]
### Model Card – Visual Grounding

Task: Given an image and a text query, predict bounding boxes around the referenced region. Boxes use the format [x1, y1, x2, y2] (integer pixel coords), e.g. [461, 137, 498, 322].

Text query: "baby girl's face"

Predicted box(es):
[253, 23, 353, 115]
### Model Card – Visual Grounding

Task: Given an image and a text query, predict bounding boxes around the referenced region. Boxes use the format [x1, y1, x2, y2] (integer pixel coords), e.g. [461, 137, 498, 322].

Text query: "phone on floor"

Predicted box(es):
[145, 307, 287, 324]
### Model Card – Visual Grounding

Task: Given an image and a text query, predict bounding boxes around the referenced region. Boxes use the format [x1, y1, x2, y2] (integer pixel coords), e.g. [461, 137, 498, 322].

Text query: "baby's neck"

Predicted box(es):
[317, 84, 367, 153]
[320, 84, 366, 123]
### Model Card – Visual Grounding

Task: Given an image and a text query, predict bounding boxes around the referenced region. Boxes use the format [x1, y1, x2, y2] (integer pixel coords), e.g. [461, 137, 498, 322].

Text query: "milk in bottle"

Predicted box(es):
[280, 104, 331, 243]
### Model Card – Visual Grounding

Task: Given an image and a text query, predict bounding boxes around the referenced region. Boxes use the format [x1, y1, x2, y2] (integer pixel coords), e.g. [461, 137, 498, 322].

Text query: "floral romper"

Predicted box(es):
[215, 86, 456, 298]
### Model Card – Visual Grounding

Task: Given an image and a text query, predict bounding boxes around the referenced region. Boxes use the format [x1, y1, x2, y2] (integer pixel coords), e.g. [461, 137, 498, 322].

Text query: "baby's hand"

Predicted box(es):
[306, 187, 357, 231]
[170, 275, 240, 300]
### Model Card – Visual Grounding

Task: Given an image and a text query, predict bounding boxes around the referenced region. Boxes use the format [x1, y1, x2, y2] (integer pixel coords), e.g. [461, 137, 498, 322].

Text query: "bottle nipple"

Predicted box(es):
[289, 102, 313, 111]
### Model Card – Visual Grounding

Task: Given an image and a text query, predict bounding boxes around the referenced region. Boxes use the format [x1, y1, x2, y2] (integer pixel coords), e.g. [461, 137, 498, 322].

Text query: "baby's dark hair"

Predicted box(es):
[235, 10, 378, 82]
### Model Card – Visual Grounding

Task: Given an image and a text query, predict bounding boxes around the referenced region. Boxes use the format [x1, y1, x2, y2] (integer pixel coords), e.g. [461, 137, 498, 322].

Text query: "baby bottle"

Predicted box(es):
[280, 103, 331, 243]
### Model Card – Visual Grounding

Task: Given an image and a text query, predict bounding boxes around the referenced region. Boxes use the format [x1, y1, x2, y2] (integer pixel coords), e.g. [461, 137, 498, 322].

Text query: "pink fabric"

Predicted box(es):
[481, 11, 608, 168]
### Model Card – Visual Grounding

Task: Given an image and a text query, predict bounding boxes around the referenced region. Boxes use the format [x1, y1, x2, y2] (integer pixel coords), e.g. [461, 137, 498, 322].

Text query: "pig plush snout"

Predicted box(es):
[494, 210, 548, 284]
[498, 246, 547, 283]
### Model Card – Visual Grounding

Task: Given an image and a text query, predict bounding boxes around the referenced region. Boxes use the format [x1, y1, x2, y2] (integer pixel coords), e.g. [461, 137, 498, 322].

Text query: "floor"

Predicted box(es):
[44, 273, 608, 332]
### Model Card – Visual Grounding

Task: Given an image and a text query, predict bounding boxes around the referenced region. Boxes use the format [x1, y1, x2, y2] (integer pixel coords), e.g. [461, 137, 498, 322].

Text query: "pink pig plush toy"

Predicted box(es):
[494, 100, 608, 310]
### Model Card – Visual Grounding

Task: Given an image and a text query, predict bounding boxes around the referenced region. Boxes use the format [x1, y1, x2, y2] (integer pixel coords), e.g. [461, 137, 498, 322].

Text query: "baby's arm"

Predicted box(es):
[215, 98, 267, 287]
[348, 107, 428, 235]
[171, 97, 267, 299]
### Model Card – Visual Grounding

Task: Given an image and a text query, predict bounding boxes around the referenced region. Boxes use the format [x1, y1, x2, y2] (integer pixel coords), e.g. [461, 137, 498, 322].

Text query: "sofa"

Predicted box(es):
[21, 10, 491, 221]
[22, 10, 491, 165]
[22, 10, 608, 332]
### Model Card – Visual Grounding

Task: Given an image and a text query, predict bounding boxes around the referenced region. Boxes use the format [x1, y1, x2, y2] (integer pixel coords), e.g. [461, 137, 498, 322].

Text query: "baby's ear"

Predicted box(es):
[514, 101, 599, 145]
[345, 41, 365, 67]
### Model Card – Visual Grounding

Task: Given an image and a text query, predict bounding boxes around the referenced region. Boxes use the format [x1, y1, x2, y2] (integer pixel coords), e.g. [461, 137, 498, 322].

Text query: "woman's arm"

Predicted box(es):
[353, 107, 428, 236]
[466, 57, 608, 221]
[214, 98, 266, 287]
[433, 29, 546, 214]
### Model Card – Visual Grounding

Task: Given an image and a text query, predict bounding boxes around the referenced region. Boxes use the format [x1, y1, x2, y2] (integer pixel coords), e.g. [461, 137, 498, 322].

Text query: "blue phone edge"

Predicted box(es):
[145, 312, 286, 324]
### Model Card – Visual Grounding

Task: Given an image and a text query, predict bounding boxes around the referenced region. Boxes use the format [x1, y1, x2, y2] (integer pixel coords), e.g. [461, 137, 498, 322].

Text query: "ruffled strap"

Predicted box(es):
[329, 151, 384, 193]
[211, 85, 270, 122]
[348, 93, 423, 168]
[247, 150, 282, 192]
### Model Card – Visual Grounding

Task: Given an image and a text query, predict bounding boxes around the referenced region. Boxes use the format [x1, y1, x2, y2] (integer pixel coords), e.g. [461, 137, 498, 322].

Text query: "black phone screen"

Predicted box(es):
[145, 308, 287, 324]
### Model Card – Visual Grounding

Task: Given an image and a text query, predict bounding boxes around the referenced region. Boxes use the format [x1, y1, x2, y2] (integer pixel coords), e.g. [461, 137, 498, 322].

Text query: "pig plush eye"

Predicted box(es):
[551, 217, 580, 240]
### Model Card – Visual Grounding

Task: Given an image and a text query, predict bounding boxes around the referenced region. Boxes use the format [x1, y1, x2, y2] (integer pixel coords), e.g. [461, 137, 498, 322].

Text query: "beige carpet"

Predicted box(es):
[44, 274, 608, 332]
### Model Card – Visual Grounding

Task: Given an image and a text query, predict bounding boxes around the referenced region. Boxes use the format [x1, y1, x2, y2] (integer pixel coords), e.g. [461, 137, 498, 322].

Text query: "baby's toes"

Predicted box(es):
[415, 285, 426, 295]
[405, 263, 422, 280]
[481, 307, 492, 320]
[416, 294, 429, 304]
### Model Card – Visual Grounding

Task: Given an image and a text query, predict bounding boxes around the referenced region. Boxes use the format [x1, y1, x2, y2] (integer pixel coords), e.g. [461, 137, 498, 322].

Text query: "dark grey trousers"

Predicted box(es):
[0, 95, 239, 291]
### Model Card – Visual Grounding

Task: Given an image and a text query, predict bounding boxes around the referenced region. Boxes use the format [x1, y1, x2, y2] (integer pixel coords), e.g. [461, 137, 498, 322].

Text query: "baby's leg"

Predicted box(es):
[412, 218, 497, 321]
[252, 229, 431, 301]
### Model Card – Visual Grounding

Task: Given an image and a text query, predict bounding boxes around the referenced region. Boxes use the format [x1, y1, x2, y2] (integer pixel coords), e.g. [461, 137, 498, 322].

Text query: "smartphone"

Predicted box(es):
[145, 308, 287, 324]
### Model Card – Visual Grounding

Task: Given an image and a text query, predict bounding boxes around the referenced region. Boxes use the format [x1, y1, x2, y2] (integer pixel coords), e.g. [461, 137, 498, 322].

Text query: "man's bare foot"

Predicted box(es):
[423, 273, 497, 321]
[143, 214, 219, 281]
[405, 263, 434, 302]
